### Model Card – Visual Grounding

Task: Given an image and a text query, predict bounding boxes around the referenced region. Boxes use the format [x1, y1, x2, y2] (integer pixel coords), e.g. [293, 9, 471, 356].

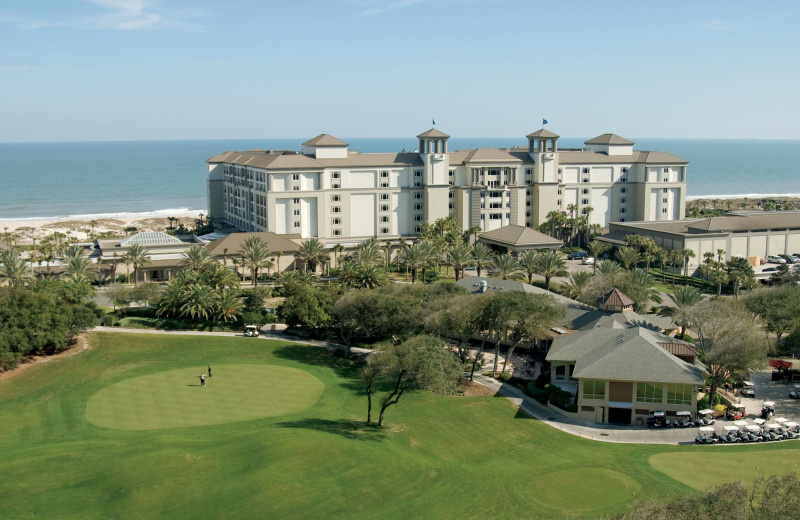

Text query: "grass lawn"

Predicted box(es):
[1, 332, 798, 519]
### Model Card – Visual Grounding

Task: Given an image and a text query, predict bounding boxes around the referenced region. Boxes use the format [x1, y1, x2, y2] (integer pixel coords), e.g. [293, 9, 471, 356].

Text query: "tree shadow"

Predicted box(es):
[273, 344, 364, 395]
[276, 418, 387, 441]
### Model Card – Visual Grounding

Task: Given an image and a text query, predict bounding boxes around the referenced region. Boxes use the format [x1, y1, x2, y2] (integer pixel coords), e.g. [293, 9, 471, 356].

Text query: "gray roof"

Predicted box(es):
[455, 276, 594, 326]
[204, 232, 300, 256]
[526, 129, 560, 139]
[302, 134, 348, 147]
[478, 225, 562, 248]
[463, 147, 523, 163]
[585, 134, 634, 145]
[547, 327, 705, 385]
[570, 309, 674, 332]
[207, 149, 421, 170]
[417, 128, 450, 139]
[610, 212, 800, 238]
[558, 150, 687, 165]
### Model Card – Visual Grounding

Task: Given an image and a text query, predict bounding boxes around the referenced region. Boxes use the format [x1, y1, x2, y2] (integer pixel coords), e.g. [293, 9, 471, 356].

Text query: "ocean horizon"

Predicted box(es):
[2, 137, 799, 221]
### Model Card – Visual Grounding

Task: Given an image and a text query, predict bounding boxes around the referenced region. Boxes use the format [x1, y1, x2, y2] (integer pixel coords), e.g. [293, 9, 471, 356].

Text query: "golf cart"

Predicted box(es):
[726, 403, 747, 421]
[697, 409, 716, 426]
[720, 425, 741, 443]
[243, 325, 260, 337]
[695, 426, 719, 444]
[764, 423, 785, 441]
[789, 384, 800, 399]
[740, 381, 755, 398]
[675, 410, 694, 427]
[647, 411, 668, 428]
[745, 424, 767, 442]
[783, 421, 800, 439]
[761, 401, 776, 419]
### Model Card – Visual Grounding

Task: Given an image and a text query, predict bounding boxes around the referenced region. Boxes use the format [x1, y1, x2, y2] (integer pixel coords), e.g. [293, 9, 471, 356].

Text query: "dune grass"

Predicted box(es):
[1, 332, 798, 519]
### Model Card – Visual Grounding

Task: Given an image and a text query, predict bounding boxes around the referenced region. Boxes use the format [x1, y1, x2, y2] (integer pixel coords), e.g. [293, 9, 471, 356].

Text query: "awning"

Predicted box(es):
[607, 401, 633, 409]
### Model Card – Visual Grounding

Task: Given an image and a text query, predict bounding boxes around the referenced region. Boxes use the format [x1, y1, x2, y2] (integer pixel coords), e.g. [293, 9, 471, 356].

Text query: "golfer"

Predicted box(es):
[200, 373, 206, 387]
[208, 365, 212, 378]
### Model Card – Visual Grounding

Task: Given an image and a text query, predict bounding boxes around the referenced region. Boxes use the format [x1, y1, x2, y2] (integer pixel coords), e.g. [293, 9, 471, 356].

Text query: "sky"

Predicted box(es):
[1, 0, 799, 142]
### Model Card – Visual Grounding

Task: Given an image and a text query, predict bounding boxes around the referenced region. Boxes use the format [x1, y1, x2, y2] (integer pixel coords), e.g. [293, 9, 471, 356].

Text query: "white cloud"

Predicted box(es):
[360, 0, 425, 17]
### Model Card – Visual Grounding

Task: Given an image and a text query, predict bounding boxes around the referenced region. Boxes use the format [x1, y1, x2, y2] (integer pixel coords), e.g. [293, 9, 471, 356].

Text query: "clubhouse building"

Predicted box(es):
[207, 128, 688, 242]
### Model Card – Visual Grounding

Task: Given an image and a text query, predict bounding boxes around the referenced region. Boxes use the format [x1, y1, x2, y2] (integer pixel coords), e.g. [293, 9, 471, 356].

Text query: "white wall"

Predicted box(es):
[300, 173, 318, 191]
[350, 193, 375, 237]
[349, 170, 376, 189]
[591, 187, 610, 226]
[272, 173, 289, 192]
[395, 191, 410, 235]
[274, 199, 291, 234]
[593, 167, 613, 183]
[300, 197, 317, 238]
[562, 167, 579, 184]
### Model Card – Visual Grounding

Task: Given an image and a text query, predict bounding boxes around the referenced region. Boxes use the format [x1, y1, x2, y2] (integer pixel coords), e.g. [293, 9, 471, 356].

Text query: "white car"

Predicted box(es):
[581, 257, 595, 265]
[767, 255, 786, 264]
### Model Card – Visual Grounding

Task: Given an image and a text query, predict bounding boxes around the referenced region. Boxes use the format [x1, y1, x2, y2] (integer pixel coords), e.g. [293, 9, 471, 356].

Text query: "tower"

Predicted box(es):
[526, 129, 561, 227]
[417, 128, 451, 223]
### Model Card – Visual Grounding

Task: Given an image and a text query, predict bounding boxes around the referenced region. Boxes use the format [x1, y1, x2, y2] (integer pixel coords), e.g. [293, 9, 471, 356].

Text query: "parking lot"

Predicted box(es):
[738, 371, 800, 421]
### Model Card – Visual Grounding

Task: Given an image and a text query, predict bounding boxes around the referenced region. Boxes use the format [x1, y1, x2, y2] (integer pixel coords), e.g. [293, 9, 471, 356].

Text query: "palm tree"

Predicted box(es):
[615, 246, 641, 270]
[180, 284, 219, 322]
[355, 264, 389, 289]
[180, 244, 214, 271]
[337, 258, 359, 287]
[659, 285, 703, 340]
[332, 244, 345, 268]
[533, 249, 567, 291]
[681, 248, 696, 278]
[518, 249, 539, 285]
[712, 268, 729, 298]
[353, 238, 382, 267]
[204, 262, 242, 290]
[587, 240, 610, 274]
[399, 241, 435, 284]
[472, 242, 493, 277]
[632, 268, 663, 308]
[124, 243, 150, 286]
[216, 289, 244, 323]
[0, 248, 34, 286]
[62, 245, 97, 283]
[489, 254, 522, 280]
[296, 238, 329, 273]
[597, 259, 622, 278]
[564, 271, 592, 300]
[445, 242, 474, 281]
[241, 236, 271, 287]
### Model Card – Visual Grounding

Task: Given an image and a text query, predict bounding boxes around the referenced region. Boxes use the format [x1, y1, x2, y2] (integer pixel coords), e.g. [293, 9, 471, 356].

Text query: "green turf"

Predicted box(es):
[649, 449, 800, 490]
[85, 364, 325, 430]
[1, 332, 798, 519]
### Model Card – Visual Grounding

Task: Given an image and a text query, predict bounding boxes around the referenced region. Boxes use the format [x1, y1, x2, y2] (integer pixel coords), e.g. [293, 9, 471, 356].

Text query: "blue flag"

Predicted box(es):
[543, 119, 548, 125]
[432, 118, 436, 126]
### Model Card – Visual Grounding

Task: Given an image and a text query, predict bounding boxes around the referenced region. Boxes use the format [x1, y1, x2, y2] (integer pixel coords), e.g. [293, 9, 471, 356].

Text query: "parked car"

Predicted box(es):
[581, 257, 596, 265]
[567, 251, 588, 260]
[767, 255, 787, 264]
[762, 267, 778, 273]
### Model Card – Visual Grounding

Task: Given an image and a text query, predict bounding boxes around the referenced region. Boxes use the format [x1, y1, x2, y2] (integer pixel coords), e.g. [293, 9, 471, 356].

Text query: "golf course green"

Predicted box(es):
[1, 331, 798, 519]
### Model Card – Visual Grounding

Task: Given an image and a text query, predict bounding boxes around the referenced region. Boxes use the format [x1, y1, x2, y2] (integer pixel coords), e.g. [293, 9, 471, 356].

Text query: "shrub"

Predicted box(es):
[563, 404, 578, 413]
[526, 383, 548, 404]
[498, 371, 513, 382]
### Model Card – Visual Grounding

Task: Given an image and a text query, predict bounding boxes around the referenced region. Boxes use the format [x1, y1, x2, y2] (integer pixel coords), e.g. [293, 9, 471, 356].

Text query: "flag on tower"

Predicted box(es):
[543, 119, 548, 125]
[432, 118, 436, 126]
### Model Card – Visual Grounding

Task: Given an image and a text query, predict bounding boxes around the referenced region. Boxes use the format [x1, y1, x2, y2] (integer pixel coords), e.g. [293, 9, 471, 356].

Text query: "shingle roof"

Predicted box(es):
[585, 134, 634, 145]
[597, 288, 635, 307]
[463, 148, 523, 163]
[317, 153, 423, 168]
[547, 327, 705, 384]
[478, 225, 562, 248]
[526, 129, 560, 139]
[611, 212, 800, 237]
[120, 232, 183, 246]
[570, 309, 673, 332]
[302, 134, 348, 147]
[416, 128, 450, 139]
[558, 150, 687, 164]
[204, 232, 300, 256]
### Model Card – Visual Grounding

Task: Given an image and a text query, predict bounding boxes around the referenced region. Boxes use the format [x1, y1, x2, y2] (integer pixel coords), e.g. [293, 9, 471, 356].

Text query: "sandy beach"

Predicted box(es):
[0, 210, 203, 245]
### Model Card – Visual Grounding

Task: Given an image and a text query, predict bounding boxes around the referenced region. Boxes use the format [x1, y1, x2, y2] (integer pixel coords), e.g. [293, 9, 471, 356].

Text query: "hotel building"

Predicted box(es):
[206, 128, 687, 242]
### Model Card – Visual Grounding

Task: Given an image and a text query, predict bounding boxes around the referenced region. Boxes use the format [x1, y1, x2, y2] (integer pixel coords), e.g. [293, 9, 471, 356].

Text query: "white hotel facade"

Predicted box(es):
[206, 128, 687, 241]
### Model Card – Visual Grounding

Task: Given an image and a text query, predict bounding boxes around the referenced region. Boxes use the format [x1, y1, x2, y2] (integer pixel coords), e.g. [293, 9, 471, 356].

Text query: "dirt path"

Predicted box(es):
[0, 334, 91, 381]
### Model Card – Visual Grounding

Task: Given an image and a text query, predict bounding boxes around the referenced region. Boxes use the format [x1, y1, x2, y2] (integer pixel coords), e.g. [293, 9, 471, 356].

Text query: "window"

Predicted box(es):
[489, 202, 502, 209]
[480, 215, 485, 220]
[557, 199, 561, 205]
[380, 216, 389, 223]
[414, 170, 422, 177]
[331, 206, 341, 213]
[414, 214, 423, 221]
[449, 192, 455, 199]
[526, 222, 532, 228]
[620, 208, 626, 214]
[619, 217, 625, 222]
[414, 225, 421, 233]
[489, 213, 502, 220]
[449, 202, 455, 209]
[582, 178, 589, 183]
[292, 173, 299, 180]
[557, 189, 562, 195]
[621, 167, 628, 174]
[413, 192, 422, 200]
[621, 187, 627, 194]
[379, 204, 389, 212]
[380, 193, 389, 201]
[332, 229, 341, 236]
[582, 380, 605, 400]
[663, 168, 669, 173]
[663, 188, 669, 194]
[332, 171, 340, 179]
[380, 171, 389, 178]
[449, 170, 455, 177]
[662, 208, 668, 214]
[331, 195, 340, 202]
[293, 198, 300, 204]
[525, 168, 533, 175]
[637, 382, 662, 403]
[582, 199, 589, 205]
[526, 200, 531, 207]
[555, 364, 566, 381]
[558, 168, 562, 174]
[662, 198, 668, 204]
[413, 203, 423, 211]
[293, 221, 300, 228]
[332, 184, 340, 189]
[414, 181, 422, 187]
[582, 188, 589, 195]
[293, 209, 300, 216]
[667, 384, 692, 405]
[292, 186, 300, 191]
[582, 168, 589, 174]
[621, 198, 627, 204]
[526, 189, 532, 196]
[526, 211, 532, 217]
[331, 218, 341, 225]
[506, 213, 510, 219]
[380, 227, 389, 234]
[620, 177, 627, 183]
[380, 181, 389, 188]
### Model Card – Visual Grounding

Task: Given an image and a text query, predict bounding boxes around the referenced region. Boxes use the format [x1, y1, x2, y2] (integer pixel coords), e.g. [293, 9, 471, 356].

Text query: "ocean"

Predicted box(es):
[1, 137, 799, 220]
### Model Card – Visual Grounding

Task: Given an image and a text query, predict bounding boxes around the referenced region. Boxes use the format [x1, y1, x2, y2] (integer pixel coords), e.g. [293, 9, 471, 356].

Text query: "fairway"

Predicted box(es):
[86, 364, 325, 430]
[649, 449, 800, 490]
[2, 331, 799, 520]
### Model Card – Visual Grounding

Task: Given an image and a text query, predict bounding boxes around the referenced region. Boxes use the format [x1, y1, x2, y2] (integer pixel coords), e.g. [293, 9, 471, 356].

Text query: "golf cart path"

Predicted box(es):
[92, 326, 689, 444]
